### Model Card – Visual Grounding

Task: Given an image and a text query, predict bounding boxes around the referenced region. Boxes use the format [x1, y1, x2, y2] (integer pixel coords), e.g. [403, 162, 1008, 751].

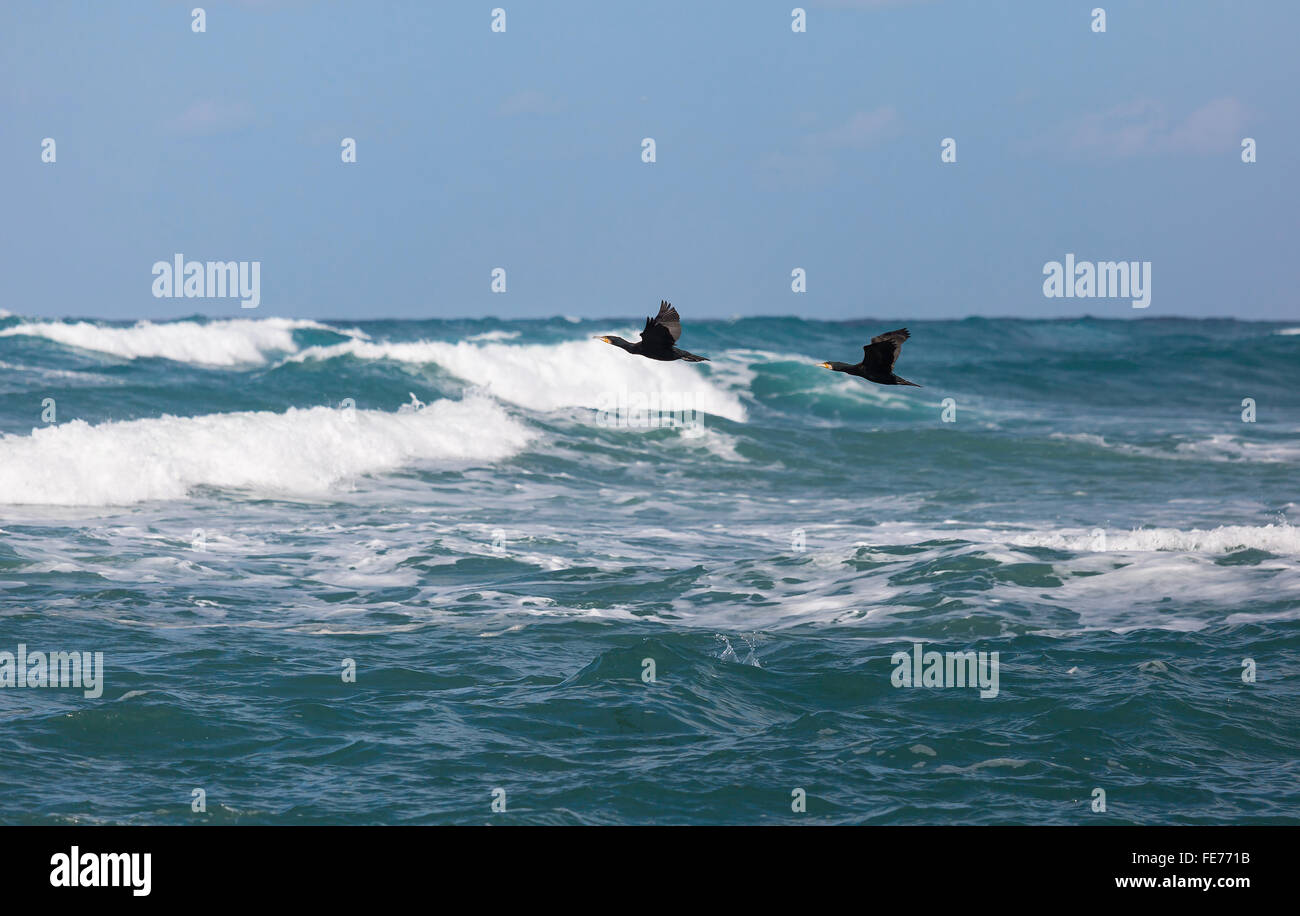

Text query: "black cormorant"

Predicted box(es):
[595, 301, 709, 362]
[819, 328, 921, 387]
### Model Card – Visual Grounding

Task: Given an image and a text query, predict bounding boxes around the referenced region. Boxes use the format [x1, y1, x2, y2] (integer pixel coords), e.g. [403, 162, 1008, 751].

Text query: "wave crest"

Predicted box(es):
[0, 395, 532, 506]
[0, 317, 360, 366]
[1010, 523, 1300, 554]
[287, 338, 749, 422]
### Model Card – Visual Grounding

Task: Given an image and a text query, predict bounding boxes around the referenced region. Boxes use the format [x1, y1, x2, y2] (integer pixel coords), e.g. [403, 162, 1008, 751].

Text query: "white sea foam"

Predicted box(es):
[703, 348, 802, 392]
[640, 519, 1300, 631]
[851, 521, 1300, 555]
[1006, 523, 1300, 554]
[0, 395, 532, 506]
[0, 317, 362, 366]
[7, 506, 1294, 635]
[1051, 431, 1300, 464]
[1173, 434, 1300, 463]
[998, 551, 1300, 633]
[0, 360, 120, 395]
[286, 337, 749, 422]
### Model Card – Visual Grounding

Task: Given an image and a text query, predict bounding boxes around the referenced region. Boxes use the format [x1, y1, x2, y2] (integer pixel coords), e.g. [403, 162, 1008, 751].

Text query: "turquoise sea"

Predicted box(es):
[0, 313, 1297, 823]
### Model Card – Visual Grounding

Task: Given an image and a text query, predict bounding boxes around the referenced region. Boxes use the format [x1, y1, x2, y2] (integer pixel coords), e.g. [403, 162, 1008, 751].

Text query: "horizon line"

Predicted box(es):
[3, 312, 1294, 325]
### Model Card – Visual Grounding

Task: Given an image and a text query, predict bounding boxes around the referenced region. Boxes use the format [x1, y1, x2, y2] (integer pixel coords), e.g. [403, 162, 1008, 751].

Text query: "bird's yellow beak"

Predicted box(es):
[818, 362, 832, 369]
[594, 336, 611, 344]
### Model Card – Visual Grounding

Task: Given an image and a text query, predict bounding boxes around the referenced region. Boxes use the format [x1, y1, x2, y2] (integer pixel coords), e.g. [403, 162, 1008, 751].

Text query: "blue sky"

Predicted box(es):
[2, 0, 1296, 320]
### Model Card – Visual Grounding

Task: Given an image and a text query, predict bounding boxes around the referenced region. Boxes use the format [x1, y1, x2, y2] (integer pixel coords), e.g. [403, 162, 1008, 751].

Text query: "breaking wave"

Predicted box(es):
[286, 337, 749, 422]
[0, 394, 531, 505]
[0, 317, 362, 366]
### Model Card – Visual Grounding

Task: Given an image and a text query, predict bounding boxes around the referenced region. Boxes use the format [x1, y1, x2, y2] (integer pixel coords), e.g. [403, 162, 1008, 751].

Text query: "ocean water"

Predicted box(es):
[0, 312, 1297, 824]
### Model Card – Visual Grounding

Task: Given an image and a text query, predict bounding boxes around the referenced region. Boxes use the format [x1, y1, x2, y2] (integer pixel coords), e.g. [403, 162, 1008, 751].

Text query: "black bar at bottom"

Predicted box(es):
[0, 825, 1282, 901]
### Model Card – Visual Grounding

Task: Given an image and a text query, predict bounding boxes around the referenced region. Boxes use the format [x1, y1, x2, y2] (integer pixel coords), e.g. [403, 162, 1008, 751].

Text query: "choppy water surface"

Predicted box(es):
[1, 314, 1297, 823]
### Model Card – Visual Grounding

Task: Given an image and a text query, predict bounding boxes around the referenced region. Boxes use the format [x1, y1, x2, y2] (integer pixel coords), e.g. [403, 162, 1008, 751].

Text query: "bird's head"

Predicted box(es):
[595, 335, 630, 349]
[818, 361, 833, 370]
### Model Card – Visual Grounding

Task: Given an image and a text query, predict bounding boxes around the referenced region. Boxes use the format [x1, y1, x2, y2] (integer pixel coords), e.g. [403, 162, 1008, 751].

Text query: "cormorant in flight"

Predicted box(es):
[595, 301, 709, 362]
[819, 328, 921, 387]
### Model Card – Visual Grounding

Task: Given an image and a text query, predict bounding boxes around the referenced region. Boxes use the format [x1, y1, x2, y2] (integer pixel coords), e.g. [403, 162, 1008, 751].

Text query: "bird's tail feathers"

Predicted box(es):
[675, 349, 709, 362]
[895, 376, 922, 387]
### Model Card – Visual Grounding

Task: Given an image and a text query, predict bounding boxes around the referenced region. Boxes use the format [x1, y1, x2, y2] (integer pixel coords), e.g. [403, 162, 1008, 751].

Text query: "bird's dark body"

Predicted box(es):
[597, 302, 709, 363]
[641, 347, 705, 362]
[821, 328, 921, 387]
[825, 363, 910, 385]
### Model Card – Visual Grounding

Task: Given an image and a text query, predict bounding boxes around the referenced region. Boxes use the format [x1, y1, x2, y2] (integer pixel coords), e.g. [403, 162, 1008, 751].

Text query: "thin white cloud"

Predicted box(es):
[808, 106, 900, 151]
[1055, 97, 1247, 157]
[757, 106, 900, 188]
[1164, 97, 1249, 152]
[167, 100, 255, 137]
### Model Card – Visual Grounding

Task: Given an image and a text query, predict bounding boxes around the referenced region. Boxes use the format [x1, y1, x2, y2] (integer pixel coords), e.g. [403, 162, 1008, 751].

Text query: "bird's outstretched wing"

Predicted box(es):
[639, 300, 682, 350]
[862, 328, 910, 373]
